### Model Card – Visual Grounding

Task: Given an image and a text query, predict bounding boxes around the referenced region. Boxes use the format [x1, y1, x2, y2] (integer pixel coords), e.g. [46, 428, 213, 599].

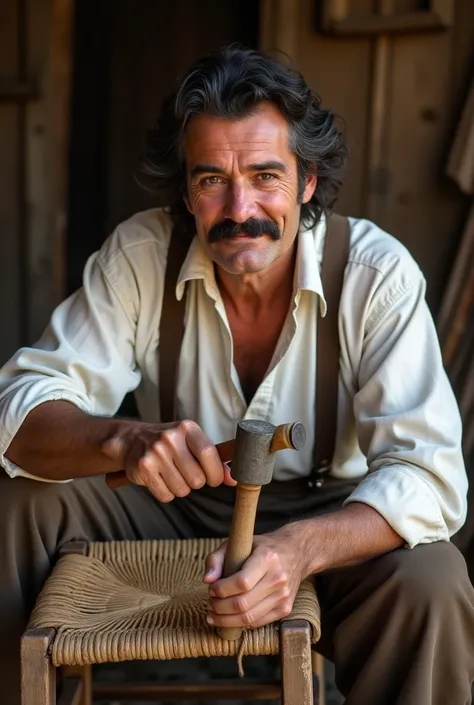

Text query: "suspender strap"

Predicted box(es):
[158, 226, 190, 422]
[313, 213, 351, 474]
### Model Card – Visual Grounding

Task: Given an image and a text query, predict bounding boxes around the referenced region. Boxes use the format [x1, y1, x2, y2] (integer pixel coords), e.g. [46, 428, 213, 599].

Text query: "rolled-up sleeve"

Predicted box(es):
[344, 272, 468, 547]
[0, 249, 141, 479]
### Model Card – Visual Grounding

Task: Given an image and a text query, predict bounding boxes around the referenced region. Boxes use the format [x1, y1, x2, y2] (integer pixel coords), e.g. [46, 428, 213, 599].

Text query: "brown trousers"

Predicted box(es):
[1, 473, 474, 705]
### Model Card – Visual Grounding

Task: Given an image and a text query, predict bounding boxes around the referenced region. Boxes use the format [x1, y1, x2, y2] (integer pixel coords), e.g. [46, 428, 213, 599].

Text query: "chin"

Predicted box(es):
[219, 250, 275, 275]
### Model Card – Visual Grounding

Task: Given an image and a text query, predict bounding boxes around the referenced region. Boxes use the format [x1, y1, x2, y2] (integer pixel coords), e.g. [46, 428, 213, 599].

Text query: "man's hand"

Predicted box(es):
[203, 526, 309, 629]
[102, 419, 236, 502]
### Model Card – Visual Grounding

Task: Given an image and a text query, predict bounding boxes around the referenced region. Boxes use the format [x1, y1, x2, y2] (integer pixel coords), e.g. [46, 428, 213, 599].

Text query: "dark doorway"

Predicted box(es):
[67, 0, 260, 295]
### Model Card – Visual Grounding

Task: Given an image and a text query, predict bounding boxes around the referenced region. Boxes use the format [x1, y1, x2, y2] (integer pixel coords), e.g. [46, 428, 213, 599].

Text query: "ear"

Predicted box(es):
[301, 174, 317, 204]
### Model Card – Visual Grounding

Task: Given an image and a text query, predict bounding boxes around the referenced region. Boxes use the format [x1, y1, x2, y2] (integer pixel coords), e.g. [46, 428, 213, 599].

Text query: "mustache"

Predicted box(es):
[208, 218, 281, 243]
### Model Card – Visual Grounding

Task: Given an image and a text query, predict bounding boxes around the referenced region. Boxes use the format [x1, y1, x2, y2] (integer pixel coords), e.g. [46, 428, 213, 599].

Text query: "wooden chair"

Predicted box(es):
[21, 538, 323, 704]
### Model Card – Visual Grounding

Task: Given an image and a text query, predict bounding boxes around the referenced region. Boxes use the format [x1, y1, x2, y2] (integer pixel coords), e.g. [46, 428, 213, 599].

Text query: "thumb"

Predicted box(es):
[203, 541, 227, 584]
[223, 462, 237, 487]
[102, 436, 126, 464]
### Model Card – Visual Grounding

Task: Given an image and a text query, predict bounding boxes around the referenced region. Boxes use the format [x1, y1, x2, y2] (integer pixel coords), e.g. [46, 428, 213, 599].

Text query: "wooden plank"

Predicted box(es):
[92, 679, 282, 700]
[49, 0, 74, 306]
[323, 9, 453, 35]
[438, 203, 474, 343]
[280, 620, 314, 705]
[26, 0, 54, 345]
[0, 0, 22, 363]
[381, 0, 474, 313]
[289, 0, 373, 218]
[260, 0, 300, 58]
[365, 0, 396, 223]
[382, 28, 462, 311]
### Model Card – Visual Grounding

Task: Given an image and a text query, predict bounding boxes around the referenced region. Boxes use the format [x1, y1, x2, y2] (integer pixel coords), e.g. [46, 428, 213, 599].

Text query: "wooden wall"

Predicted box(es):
[0, 0, 73, 363]
[1, 0, 473, 364]
[261, 0, 474, 313]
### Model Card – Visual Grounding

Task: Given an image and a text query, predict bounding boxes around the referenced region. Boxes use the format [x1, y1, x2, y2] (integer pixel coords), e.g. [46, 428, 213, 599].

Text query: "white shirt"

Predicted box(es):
[0, 209, 467, 548]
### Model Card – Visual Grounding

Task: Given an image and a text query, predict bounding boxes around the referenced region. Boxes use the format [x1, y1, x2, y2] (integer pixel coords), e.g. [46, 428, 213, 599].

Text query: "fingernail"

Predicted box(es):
[206, 615, 214, 625]
[204, 569, 213, 578]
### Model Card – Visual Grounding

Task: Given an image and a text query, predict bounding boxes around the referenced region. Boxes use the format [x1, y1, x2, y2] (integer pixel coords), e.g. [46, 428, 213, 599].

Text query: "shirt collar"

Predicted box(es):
[176, 216, 328, 316]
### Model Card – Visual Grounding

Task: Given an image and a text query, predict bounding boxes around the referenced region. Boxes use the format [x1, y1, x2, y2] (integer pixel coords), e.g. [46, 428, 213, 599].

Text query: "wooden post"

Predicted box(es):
[280, 620, 314, 705]
[49, 0, 75, 307]
[21, 628, 56, 705]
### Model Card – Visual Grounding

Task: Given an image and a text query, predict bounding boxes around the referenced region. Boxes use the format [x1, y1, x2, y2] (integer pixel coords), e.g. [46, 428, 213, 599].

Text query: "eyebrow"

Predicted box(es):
[247, 160, 288, 173]
[190, 160, 288, 178]
[190, 164, 225, 178]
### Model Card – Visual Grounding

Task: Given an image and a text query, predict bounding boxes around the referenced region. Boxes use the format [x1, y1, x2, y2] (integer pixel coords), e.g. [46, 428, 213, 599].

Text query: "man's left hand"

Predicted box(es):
[203, 527, 309, 629]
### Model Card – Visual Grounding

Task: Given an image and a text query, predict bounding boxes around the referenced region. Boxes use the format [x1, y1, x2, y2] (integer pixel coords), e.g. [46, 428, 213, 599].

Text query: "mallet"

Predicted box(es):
[105, 421, 304, 491]
[217, 419, 306, 641]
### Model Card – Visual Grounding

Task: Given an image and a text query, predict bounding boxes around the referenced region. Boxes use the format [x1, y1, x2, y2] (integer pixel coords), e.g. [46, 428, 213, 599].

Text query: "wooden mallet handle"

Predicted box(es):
[216, 421, 305, 641]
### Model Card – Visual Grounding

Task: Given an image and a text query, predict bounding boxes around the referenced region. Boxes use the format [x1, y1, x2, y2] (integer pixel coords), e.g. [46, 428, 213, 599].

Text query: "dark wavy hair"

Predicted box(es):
[139, 45, 347, 234]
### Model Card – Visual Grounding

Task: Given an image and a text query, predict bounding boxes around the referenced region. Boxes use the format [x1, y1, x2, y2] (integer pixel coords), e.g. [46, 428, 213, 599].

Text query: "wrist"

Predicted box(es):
[99, 417, 143, 470]
[275, 520, 320, 580]
[280, 514, 339, 577]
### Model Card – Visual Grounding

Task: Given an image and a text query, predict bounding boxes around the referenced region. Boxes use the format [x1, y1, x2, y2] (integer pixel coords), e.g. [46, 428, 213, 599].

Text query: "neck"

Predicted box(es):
[215, 242, 297, 318]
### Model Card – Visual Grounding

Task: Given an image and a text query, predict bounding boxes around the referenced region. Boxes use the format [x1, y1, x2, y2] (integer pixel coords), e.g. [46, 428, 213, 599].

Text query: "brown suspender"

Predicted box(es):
[158, 214, 351, 474]
[158, 228, 190, 423]
[313, 214, 351, 475]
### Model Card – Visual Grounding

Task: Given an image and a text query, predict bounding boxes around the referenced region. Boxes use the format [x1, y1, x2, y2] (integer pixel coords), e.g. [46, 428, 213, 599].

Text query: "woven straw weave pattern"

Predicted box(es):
[29, 539, 320, 666]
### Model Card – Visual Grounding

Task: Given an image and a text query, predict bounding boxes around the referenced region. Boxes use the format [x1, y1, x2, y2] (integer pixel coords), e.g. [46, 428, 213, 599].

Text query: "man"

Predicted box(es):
[0, 45, 473, 705]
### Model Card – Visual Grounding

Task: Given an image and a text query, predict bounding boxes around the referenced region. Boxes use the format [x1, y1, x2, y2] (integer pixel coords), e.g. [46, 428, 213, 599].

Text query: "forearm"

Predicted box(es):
[6, 400, 135, 480]
[286, 501, 404, 578]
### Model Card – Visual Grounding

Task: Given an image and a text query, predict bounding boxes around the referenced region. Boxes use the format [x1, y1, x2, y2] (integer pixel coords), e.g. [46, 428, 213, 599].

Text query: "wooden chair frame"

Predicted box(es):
[21, 541, 324, 704]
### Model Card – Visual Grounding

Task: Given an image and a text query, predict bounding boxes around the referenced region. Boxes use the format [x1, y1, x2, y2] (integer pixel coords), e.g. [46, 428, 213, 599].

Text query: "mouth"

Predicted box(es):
[221, 232, 266, 241]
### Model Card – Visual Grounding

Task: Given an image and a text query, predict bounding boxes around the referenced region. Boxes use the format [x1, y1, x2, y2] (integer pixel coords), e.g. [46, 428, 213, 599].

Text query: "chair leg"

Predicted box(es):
[62, 665, 92, 705]
[312, 651, 326, 705]
[21, 627, 56, 705]
[280, 619, 314, 705]
[79, 665, 92, 705]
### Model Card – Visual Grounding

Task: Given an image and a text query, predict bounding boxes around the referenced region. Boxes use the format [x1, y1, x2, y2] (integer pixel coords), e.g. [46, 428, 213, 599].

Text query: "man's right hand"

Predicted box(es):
[102, 419, 236, 502]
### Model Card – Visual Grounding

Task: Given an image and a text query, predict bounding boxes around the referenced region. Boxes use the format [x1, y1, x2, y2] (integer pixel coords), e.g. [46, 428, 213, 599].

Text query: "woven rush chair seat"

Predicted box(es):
[28, 538, 321, 668]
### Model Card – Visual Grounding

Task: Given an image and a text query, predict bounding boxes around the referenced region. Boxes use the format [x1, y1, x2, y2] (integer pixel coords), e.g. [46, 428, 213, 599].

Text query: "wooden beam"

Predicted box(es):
[260, 0, 299, 61]
[49, 0, 74, 305]
[92, 680, 282, 701]
[321, 0, 454, 36]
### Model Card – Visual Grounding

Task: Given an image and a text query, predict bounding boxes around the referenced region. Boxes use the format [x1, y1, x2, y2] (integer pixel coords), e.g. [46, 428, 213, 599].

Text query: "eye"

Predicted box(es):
[256, 173, 277, 182]
[202, 175, 223, 185]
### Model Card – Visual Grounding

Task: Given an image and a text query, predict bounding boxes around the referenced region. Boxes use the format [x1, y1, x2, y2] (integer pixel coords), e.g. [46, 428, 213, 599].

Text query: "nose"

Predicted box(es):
[223, 182, 258, 223]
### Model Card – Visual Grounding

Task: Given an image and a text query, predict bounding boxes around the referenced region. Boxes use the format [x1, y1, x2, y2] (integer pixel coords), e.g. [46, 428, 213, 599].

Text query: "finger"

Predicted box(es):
[209, 552, 268, 598]
[223, 463, 237, 487]
[207, 591, 293, 629]
[203, 542, 227, 584]
[141, 440, 196, 497]
[138, 451, 191, 499]
[170, 450, 207, 491]
[209, 575, 270, 615]
[184, 424, 226, 487]
[158, 460, 194, 498]
[142, 470, 175, 503]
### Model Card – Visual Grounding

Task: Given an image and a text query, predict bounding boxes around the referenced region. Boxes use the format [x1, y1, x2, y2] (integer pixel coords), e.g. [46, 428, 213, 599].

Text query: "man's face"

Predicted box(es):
[183, 102, 316, 276]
